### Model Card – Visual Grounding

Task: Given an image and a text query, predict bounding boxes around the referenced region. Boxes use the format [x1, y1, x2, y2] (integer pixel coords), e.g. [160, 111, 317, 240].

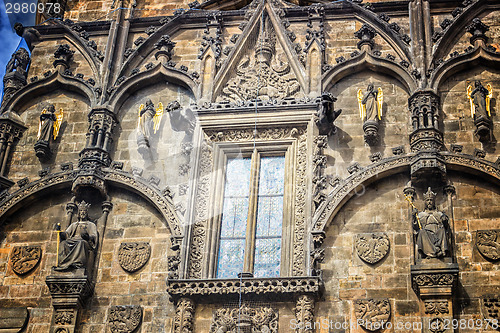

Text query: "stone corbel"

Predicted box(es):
[173, 298, 196, 333]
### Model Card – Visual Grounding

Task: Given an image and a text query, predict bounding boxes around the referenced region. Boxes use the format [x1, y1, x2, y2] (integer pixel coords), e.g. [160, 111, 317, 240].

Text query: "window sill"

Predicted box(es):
[166, 276, 323, 303]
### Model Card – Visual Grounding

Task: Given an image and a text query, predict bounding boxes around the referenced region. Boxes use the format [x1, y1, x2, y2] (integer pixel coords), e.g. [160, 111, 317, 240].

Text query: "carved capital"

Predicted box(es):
[53, 44, 74, 71]
[466, 18, 489, 46]
[411, 263, 459, 297]
[354, 23, 376, 51]
[154, 35, 176, 63]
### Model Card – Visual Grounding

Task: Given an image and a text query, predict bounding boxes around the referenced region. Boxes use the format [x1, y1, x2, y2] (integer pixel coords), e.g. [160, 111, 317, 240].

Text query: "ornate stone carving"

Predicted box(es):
[209, 304, 278, 333]
[314, 92, 342, 136]
[53, 44, 74, 71]
[304, 5, 326, 55]
[429, 317, 446, 333]
[412, 273, 456, 288]
[198, 13, 222, 68]
[354, 299, 391, 331]
[118, 242, 151, 273]
[217, 14, 301, 102]
[481, 297, 500, 320]
[355, 23, 376, 51]
[137, 100, 164, 158]
[355, 233, 390, 264]
[424, 300, 449, 315]
[476, 230, 500, 261]
[154, 35, 176, 63]
[466, 18, 489, 46]
[10, 245, 42, 275]
[168, 236, 182, 279]
[2, 48, 29, 108]
[167, 276, 321, 303]
[0, 115, 27, 189]
[173, 298, 195, 333]
[108, 305, 142, 333]
[312, 135, 327, 208]
[54, 310, 74, 325]
[294, 295, 315, 333]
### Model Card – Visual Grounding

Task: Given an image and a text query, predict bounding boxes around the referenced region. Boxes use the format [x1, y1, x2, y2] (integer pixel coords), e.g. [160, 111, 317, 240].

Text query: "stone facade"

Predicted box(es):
[1, 0, 500, 332]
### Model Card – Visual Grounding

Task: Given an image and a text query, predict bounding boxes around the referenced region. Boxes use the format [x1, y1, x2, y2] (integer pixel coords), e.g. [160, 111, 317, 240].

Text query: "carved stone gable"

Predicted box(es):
[118, 242, 151, 273]
[354, 299, 391, 331]
[476, 230, 500, 261]
[10, 245, 42, 275]
[108, 305, 142, 333]
[355, 233, 390, 264]
[215, 3, 304, 103]
[209, 304, 278, 333]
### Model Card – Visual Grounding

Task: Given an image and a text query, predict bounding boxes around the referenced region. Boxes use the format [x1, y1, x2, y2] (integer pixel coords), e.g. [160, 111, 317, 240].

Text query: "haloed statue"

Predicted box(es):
[34, 104, 64, 161]
[358, 83, 383, 145]
[412, 188, 450, 259]
[54, 201, 98, 272]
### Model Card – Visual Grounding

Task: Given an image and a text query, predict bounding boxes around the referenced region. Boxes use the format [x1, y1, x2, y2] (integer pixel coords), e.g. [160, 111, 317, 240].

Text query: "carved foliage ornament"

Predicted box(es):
[354, 299, 391, 331]
[355, 233, 390, 264]
[108, 305, 142, 333]
[54, 310, 74, 325]
[118, 242, 151, 273]
[424, 300, 449, 315]
[476, 230, 500, 261]
[209, 304, 278, 333]
[173, 298, 195, 333]
[10, 245, 42, 275]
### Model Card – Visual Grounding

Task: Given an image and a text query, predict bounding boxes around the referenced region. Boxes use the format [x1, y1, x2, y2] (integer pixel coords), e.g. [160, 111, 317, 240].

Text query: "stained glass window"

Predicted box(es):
[216, 154, 285, 279]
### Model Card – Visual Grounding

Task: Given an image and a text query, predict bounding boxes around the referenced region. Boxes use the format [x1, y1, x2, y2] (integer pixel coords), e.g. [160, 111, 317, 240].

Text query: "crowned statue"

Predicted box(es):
[412, 188, 450, 259]
[54, 201, 98, 272]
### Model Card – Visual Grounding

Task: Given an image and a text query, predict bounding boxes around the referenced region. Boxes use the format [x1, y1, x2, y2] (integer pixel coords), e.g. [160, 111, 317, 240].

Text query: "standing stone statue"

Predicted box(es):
[54, 201, 98, 272]
[137, 99, 163, 157]
[467, 80, 493, 141]
[34, 105, 63, 161]
[412, 188, 450, 259]
[5, 48, 30, 77]
[358, 83, 383, 145]
[315, 91, 342, 135]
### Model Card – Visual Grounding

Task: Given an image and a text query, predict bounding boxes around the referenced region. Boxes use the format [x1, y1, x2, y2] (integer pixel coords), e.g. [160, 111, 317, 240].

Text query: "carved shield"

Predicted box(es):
[355, 233, 390, 264]
[118, 242, 151, 273]
[108, 305, 142, 333]
[481, 297, 500, 321]
[354, 299, 391, 331]
[10, 246, 42, 275]
[476, 230, 500, 261]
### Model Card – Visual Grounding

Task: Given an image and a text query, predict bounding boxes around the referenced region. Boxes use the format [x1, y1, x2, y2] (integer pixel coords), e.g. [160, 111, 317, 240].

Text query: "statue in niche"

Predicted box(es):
[34, 104, 64, 161]
[358, 83, 383, 145]
[137, 99, 163, 157]
[54, 201, 98, 272]
[467, 80, 493, 141]
[412, 187, 450, 259]
[315, 91, 342, 135]
[5, 48, 30, 78]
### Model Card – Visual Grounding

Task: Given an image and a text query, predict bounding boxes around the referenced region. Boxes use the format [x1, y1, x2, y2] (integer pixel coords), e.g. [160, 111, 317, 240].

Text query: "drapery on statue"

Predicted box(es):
[5, 48, 30, 77]
[137, 99, 163, 154]
[412, 187, 450, 259]
[54, 201, 98, 272]
[34, 105, 63, 160]
[467, 80, 492, 119]
[358, 83, 383, 145]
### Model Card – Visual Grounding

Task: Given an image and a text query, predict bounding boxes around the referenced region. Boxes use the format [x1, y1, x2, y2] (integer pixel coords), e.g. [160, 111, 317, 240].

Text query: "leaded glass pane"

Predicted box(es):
[254, 238, 281, 278]
[216, 157, 251, 278]
[217, 239, 245, 279]
[254, 156, 284, 277]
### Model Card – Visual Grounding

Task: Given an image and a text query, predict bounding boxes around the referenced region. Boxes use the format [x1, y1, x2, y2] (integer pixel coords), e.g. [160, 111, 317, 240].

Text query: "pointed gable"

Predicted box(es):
[214, 0, 306, 102]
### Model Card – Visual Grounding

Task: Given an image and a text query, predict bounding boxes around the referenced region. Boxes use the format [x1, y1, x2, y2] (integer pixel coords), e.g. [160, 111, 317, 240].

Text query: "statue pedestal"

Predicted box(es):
[363, 119, 379, 145]
[45, 269, 94, 333]
[474, 116, 492, 142]
[34, 140, 52, 161]
[411, 261, 459, 333]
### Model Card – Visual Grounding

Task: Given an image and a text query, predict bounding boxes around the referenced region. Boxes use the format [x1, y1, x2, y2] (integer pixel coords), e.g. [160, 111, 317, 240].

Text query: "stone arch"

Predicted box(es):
[313, 153, 500, 233]
[2, 72, 97, 114]
[0, 169, 182, 235]
[322, 52, 417, 95]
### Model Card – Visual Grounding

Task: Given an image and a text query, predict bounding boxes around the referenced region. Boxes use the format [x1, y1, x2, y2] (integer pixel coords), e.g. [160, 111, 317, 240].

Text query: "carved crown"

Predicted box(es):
[423, 187, 437, 201]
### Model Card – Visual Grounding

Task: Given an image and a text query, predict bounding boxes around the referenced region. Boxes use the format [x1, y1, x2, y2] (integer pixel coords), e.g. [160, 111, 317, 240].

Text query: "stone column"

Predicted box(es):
[172, 298, 196, 333]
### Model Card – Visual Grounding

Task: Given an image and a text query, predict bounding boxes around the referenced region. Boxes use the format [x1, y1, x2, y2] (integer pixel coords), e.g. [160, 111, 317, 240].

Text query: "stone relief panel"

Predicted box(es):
[209, 304, 278, 333]
[476, 230, 500, 261]
[10, 245, 42, 275]
[424, 300, 449, 315]
[354, 233, 390, 264]
[482, 297, 500, 322]
[118, 242, 151, 273]
[354, 299, 391, 332]
[107, 305, 142, 333]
